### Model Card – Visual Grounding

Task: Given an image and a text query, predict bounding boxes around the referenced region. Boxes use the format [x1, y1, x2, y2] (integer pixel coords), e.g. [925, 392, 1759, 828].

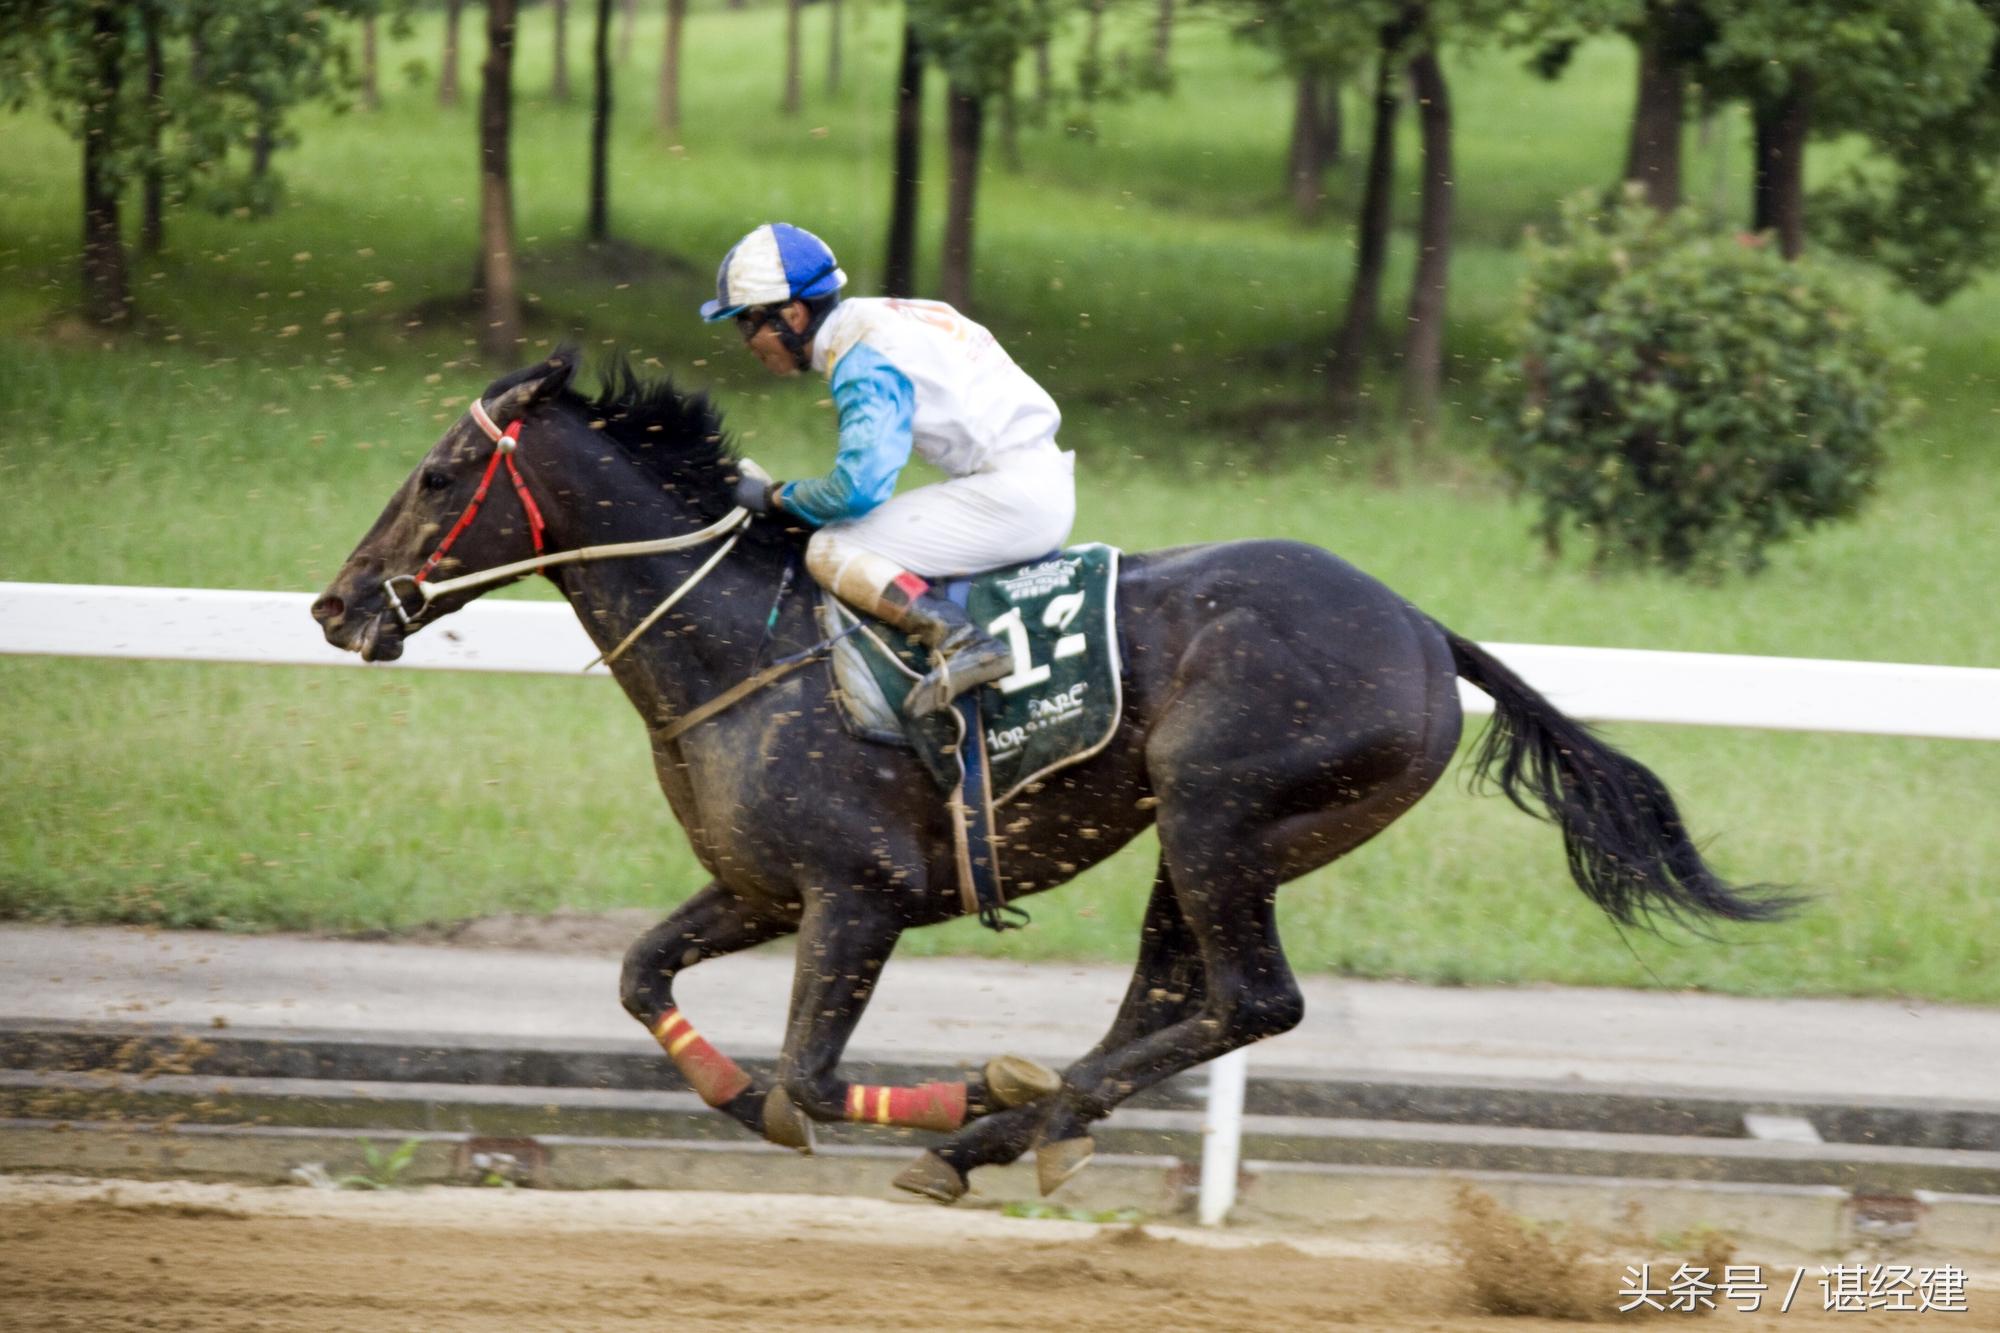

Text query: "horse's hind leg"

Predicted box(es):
[769, 881, 1059, 1169]
[918, 614, 1462, 1197]
[620, 881, 805, 1147]
[896, 861, 1205, 1200]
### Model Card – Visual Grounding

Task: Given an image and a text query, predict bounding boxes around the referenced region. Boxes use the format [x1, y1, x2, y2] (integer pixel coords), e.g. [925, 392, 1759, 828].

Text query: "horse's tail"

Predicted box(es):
[1439, 624, 1800, 929]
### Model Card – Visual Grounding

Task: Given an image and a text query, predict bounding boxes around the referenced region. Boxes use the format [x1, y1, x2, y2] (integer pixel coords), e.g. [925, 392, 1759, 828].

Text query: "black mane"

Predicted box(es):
[569, 353, 734, 494]
[487, 348, 803, 550]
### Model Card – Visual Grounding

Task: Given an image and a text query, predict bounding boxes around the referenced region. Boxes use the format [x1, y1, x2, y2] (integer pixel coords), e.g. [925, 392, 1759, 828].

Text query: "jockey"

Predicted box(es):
[702, 222, 1076, 716]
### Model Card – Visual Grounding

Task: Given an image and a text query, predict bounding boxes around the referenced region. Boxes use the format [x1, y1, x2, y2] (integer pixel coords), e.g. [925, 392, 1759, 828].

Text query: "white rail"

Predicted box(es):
[6, 582, 1998, 741]
[6, 579, 2000, 1226]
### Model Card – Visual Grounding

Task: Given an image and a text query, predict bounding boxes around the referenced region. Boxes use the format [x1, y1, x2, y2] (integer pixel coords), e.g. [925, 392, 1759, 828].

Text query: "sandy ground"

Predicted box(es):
[1, 1177, 1991, 1332]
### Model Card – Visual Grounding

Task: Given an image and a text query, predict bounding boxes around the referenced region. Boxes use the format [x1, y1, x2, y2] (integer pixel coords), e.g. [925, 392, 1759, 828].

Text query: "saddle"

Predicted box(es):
[818, 544, 1124, 929]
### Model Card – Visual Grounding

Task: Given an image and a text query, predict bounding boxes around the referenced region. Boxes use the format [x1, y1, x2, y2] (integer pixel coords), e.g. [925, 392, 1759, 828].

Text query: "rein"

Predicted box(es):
[382, 397, 750, 627]
[383, 394, 839, 741]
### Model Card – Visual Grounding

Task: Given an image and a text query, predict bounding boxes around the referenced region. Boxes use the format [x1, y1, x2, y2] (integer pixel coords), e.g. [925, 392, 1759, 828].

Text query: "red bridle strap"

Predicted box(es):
[412, 409, 546, 586]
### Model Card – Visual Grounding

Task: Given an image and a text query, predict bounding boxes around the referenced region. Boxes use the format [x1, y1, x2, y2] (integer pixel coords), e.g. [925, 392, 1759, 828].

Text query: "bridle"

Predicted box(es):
[377, 394, 848, 741]
[381, 397, 750, 653]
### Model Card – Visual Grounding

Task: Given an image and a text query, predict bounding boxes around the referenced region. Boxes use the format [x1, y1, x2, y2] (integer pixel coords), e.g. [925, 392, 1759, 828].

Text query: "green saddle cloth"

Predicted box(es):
[819, 543, 1124, 801]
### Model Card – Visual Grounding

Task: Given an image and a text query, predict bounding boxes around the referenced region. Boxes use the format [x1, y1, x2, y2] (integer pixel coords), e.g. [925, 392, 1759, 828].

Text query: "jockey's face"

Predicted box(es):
[738, 300, 812, 376]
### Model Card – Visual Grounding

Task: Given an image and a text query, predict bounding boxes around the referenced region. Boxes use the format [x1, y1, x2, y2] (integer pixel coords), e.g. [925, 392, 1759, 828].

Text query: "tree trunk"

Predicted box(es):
[1000, 65, 1021, 173]
[619, 0, 637, 64]
[441, 0, 464, 107]
[1320, 81, 1343, 166]
[588, 0, 613, 239]
[1402, 46, 1453, 435]
[141, 1, 166, 257]
[826, 0, 842, 96]
[362, 15, 381, 110]
[1080, 0, 1107, 103]
[781, 0, 802, 115]
[1288, 70, 1326, 221]
[1326, 48, 1399, 405]
[1623, 28, 1683, 210]
[82, 0, 131, 325]
[251, 100, 276, 179]
[1153, 0, 1173, 86]
[553, 0, 571, 102]
[1752, 75, 1811, 259]
[658, 0, 685, 133]
[884, 22, 923, 298]
[941, 84, 984, 311]
[1033, 36, 1052, 121]
[480, 0, 523, 361]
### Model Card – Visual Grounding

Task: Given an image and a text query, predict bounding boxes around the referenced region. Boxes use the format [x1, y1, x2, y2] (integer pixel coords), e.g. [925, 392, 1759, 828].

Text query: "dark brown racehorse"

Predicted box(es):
[314, 351, 1793, 1202]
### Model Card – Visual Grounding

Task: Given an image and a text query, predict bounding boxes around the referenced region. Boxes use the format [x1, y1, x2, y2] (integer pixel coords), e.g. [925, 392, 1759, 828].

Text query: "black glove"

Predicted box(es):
[731, 474, 779, 515]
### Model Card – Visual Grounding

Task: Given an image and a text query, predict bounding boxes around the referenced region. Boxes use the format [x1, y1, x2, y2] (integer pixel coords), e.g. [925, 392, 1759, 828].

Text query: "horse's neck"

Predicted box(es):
[553, 532, 786, 735]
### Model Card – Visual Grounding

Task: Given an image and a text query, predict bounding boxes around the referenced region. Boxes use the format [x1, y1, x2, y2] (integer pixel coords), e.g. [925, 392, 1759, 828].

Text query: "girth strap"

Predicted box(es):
[654, 623, 861, 745]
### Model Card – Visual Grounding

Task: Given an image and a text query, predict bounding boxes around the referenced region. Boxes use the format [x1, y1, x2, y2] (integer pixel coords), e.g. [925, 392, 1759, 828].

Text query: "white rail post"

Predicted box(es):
[1198, 1046, 1249, 1226]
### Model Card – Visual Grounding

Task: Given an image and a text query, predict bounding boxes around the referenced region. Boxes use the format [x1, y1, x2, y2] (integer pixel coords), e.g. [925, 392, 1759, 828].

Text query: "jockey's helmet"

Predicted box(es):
[699, 223, 847, 323]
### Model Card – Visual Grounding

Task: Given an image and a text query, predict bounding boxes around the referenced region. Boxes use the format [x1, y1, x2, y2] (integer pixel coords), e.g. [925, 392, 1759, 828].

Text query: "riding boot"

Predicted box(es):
[901, 592, 1013, 716]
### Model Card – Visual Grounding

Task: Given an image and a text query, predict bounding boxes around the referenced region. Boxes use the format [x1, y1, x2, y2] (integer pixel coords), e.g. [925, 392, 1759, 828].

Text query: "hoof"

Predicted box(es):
[892, 1151, 967, 1204]
[985, 1054, 1061, 1109]
[762, 1086, 816, 1155]
[1036, 1135, 1094, 1197]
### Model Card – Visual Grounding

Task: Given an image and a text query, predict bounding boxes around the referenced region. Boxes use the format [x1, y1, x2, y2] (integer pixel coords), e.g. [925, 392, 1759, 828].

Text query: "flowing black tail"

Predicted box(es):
[1442, 626, 1800, 929]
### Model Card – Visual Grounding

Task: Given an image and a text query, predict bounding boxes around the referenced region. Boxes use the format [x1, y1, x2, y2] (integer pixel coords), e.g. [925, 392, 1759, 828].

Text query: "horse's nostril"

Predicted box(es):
[312, 595, 345, 624]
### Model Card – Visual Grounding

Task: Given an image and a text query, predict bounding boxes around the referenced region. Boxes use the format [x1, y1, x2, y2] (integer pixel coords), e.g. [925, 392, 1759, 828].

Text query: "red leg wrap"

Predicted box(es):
[653, 1009, 752, 1108]
[844, 1081, 969, 1133]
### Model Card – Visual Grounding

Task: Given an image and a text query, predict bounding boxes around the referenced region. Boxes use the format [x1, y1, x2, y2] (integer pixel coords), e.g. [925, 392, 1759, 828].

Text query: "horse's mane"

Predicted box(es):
[491, 347, 801, 551]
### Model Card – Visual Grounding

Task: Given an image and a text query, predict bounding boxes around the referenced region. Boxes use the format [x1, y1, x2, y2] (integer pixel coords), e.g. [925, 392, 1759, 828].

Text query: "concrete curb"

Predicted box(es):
[6, 1118, 1997, 1260]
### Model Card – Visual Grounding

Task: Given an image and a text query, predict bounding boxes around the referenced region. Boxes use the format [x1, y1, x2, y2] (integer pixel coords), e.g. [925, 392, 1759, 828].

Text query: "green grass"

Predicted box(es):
[1, 3, 1995, 1004]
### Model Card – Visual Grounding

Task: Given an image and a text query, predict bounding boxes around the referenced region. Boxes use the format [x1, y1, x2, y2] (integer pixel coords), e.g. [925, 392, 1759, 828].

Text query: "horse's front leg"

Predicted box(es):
[896, 862, 1204, 1203]
[619, 880, 806, 1148]
[772, 882, 1057, 1154]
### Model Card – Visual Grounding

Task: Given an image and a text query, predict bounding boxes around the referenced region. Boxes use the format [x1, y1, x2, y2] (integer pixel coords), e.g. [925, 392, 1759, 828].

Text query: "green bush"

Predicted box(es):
[1485, 190, 1907, 577]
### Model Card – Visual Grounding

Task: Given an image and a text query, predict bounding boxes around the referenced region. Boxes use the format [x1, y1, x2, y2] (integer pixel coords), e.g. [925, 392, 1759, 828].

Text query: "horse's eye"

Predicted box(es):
[421, 470, 452, 492]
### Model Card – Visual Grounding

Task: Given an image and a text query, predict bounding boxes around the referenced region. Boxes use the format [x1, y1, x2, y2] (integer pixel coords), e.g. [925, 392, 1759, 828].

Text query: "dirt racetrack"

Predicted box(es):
[3, 1177, 1991, 1332]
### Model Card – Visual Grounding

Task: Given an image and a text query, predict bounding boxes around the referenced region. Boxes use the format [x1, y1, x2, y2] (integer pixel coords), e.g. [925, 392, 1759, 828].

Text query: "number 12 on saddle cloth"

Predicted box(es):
[819, 544, 1125, 923]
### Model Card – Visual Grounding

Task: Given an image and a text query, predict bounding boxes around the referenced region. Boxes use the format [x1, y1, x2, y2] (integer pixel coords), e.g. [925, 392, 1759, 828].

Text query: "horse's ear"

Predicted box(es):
[485, 348, 579, 424]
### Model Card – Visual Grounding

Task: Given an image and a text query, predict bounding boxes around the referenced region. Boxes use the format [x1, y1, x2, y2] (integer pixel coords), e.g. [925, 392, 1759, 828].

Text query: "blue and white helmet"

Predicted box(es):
[699, 222, 848, 322]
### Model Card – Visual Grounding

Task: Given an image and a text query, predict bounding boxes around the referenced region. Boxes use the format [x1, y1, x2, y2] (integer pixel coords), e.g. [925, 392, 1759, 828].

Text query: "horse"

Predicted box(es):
[313, 349, 1794, 1203]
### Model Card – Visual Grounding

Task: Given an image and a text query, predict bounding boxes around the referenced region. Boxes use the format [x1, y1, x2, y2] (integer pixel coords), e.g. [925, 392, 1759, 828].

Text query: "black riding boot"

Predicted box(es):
[901, 593, 1013, 716]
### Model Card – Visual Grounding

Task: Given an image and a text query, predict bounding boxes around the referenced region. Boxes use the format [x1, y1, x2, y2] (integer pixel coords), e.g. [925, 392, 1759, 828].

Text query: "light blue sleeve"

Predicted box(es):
[777, 343, 916, 526]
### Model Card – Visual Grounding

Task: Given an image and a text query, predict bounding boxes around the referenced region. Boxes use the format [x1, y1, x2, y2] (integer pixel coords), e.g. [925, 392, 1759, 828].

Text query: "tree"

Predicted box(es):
[658, 0, 686, 133]
[827, 0, 844, 96]
[587, 0, 613, 239]
[1818, 0, 2000, 303]
[479, 0, 524, 359]
[440, 0, 464, 106]
[0, 0, 376, 325]
[908, 0, 1055, 310]
[1402, 36, 1451, 431]
[1325, 38, 1401, 410]
[782, 0, 802, 115]
[140, 0, 167, 256]
[1703, 0, 1992, 259]
[1227, 2, 1377, 220]
[884, 22, 924, 297]
[1285, 70, 1341, 221]
[553, 0, 572, 102]
[361, 12, 381, 110]
[1509, 1, 1711, 212]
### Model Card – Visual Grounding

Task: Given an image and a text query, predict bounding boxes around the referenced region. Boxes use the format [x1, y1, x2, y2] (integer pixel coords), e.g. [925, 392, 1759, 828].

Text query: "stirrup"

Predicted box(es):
[904, 639, 1012, 716]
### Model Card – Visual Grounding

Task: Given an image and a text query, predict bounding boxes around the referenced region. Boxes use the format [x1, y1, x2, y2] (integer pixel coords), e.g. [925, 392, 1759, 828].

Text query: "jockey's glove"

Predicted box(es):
[731, 473, 779, 515]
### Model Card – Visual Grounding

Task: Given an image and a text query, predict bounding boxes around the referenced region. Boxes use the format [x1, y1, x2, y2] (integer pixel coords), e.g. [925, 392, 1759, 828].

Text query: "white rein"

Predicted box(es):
[385, 397, 760, 672]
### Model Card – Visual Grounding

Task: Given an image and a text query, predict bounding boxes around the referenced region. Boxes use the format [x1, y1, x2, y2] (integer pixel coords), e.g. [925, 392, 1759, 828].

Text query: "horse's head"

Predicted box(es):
[313, 351, 579, 661]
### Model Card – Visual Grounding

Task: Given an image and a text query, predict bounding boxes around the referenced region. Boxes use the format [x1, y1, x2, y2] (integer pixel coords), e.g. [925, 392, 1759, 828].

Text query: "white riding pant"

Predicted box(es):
[807, 447, 1075, 581]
